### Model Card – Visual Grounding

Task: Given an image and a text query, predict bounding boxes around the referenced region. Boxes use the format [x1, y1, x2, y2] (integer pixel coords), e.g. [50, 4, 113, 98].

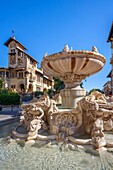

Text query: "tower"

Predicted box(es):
[4, 36, 27, 68]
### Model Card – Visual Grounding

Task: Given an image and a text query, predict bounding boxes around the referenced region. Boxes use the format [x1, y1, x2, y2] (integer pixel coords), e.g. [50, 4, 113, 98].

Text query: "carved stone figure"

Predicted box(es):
[91, 118, 106, 149]
[92, 46, 98, 53]
[43, 52, 48, 59]
[12, 94, 59, 140]
[63, 45, 69, 52]
[85, 91, 107, 104]
[12, 104, 44, 140]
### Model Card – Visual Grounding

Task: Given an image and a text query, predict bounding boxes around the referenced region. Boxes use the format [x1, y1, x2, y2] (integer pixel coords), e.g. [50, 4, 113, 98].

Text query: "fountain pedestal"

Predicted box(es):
[60, 81, 86, 108]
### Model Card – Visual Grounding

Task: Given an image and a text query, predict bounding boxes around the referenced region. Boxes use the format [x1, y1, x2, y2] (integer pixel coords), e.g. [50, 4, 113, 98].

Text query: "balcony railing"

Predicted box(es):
[8, 52, 16, 55]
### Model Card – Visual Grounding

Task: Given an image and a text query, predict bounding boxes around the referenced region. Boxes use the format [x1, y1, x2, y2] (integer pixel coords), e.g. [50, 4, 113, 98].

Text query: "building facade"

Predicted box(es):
[103, 80, 111, 96]
[0, 36, 53, 93]
[107, 22, 113, 94]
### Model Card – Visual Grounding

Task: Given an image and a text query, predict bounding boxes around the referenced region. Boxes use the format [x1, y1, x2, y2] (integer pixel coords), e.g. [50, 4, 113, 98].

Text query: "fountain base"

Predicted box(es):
[10, 91, 113, 152]
[60, 87, 86, 108]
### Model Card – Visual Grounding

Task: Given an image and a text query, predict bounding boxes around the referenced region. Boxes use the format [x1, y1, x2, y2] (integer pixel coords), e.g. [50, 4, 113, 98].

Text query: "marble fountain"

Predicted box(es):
[1, 45, 113, 170]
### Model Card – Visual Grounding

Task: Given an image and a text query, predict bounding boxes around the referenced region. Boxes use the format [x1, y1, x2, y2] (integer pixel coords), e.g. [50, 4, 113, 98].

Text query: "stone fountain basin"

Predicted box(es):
[41, 50, 106, 78]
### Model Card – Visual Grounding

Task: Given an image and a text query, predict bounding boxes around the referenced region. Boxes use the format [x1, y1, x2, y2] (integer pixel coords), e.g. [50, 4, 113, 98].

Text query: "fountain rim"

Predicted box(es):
[41, 50, 106, 66]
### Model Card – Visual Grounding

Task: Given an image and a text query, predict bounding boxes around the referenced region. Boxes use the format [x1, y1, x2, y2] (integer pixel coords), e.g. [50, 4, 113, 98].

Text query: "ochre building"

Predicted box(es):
[0, 36, 53, 93]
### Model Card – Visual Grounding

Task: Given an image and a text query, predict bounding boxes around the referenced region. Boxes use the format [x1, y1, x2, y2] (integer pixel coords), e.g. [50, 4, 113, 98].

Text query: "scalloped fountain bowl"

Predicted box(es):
[41, 47, 106, 108]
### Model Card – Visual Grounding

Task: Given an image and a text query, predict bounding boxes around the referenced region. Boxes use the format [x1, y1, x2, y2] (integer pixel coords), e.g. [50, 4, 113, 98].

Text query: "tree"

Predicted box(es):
[0, 79, 3, 90]
[89, 88, 104, 95]
[0, 91, 20, 105]
[53, 77, 65, 92]
[80, 82, 83, 88]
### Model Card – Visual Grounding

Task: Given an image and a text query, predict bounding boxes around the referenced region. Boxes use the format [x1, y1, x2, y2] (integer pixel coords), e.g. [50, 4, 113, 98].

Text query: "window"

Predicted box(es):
[21, 53, 23, 58]
[0, 72, 2, 77]
[24, 54, 26, 59]
[30, 59, 33, 64]
[47, 81, 50, 87]
[6, 72, 9, 78]
[19, 72, 23, 78]
[33, 61, 36, 67]
[11, 72, 14, 78]
[37, 75, 41, 82]
[0, 71, 5, 77]
[10, 55, 16, 64]
[18, 50, 21, 56]
[11, 43, 15, 48]
[11, 49, 15, 53]
[18, 58, 23, 65]
[18, 51, 23, 58]
[11, 85, 15, 89]
[30, 73, 32, 79]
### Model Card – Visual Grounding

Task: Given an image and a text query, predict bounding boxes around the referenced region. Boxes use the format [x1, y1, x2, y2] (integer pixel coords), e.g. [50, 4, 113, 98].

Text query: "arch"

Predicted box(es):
[17, 81, 25, 93]
[20, 84, 24, 90]
[28, 83, 33, 93]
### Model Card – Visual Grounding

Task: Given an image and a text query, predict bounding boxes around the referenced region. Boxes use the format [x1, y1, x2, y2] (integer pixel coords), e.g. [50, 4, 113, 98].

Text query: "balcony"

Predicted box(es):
[8, 52, 16, 55]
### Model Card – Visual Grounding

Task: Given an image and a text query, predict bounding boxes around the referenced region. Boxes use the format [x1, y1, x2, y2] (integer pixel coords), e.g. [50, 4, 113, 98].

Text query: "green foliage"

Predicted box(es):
[53, 77, 65, 92]
[0, 91, 20, 105]
[89, 88, 103, 95]
[35, 91, 44, 98]
[46, 88, 54, 98]
[43, 88, 48, 93]
[0, 79, 3, 90]
[80, 82, 83, 88]
[1, 88, 10, 93]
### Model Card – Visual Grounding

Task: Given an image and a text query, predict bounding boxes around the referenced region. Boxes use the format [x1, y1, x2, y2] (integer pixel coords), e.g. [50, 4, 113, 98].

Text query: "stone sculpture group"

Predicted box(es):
[12, 91, 113, 151]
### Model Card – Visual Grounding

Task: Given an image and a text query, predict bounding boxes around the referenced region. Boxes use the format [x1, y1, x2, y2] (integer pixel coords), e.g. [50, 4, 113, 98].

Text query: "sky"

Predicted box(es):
[0, 0, 113, 92]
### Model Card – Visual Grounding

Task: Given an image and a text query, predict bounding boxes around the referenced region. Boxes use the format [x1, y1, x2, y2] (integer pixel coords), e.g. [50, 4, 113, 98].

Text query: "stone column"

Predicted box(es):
[25, 74, 29, 93]
[60, 82, 86, 109]
[60, 74, 86, 108]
